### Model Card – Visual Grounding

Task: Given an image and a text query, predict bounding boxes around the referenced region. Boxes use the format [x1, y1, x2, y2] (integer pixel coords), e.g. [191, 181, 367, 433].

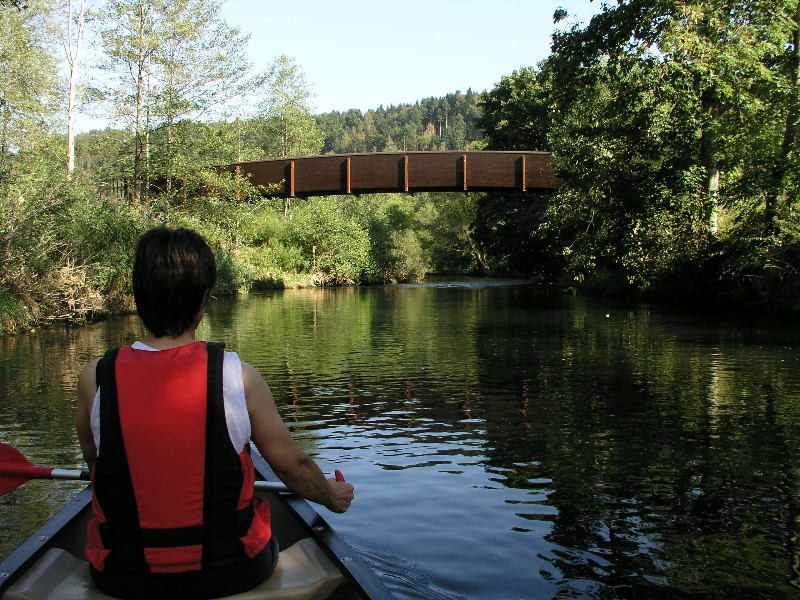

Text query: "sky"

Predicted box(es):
[218, 0, 601, 114]
[73, 1, 601, 131]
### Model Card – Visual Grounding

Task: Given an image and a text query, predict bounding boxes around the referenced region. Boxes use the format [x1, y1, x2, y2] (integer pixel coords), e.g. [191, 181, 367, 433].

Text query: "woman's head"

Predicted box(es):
[133, 226, 217, 338]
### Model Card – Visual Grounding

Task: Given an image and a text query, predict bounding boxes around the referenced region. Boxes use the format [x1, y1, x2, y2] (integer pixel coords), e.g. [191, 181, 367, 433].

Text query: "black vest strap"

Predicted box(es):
[95, 347, 147, 570]
[202, 342, 248, 568]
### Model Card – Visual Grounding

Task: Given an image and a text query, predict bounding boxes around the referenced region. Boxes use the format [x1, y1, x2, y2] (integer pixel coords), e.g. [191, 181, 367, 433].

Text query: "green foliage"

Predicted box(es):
[74, 128, 132, 182]
[315, 89, 484, 154]
[472, 191, 562, 280]
[477, 66, 551, 151]
[347, 194, 430, 282]
[0, 289, 26, 331]
[237, 207, 303, 285]
[98, 0, 253, 202]
[473, 0, 800, 305]
[64, 192, 149, 310]
[0, 0, 59, 160]
[0, 142, 152, 330]
[414, 193, 482, 275]
[255, 55, 324, 159]
[290, 197, 376, 284]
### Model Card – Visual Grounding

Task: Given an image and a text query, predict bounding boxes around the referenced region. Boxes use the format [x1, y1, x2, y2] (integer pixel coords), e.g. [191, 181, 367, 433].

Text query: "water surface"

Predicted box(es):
[2, 283, 800, 598]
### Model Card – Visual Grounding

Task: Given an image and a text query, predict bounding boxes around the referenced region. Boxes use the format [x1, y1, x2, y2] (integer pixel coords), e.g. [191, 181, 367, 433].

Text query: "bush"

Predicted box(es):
[0, 289, 29, 332]
[66, 193, 149, 311]
[347, 194, 430, 282]
[290, 197, 376, 284]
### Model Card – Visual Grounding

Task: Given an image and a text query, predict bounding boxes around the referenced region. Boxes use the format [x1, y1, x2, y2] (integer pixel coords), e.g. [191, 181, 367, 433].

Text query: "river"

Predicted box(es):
[2, 281, 800, 599]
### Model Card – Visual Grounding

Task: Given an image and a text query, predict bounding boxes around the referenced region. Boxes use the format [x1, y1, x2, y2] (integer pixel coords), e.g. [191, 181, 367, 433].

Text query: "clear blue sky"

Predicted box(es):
[219, 0, 601, 114]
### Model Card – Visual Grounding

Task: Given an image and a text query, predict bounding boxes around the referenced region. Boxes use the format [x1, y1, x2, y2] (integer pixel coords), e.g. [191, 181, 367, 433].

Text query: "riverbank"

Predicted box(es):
[4, 266, 798, 338]
[0, 269, 333, 336]
[0, 274, 541, 335]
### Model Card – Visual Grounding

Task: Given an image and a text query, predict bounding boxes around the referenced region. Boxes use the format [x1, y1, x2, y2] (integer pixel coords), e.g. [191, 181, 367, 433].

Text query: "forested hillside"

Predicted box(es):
[315, 91, 485, 154]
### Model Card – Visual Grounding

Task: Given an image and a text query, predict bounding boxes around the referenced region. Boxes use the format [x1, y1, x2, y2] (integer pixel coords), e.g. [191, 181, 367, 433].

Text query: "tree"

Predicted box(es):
[99, 0, 253, 201]
[290, 196, 374, 283]
[531, 0, 800, 291]
[257, 54, 323, 159]
[445, 113, 466, 150]
[0, 0, 59, 164]
[147, 0, 252, 192]
[256, 54, 323, 216]
[64, 0, 86, 178]
[477, 66, 551, 151]
[763, 1, 800, 233]
[99, 0, 162, 202]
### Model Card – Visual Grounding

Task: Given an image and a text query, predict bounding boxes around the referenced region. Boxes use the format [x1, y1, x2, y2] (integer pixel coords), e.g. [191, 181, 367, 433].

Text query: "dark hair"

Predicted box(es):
[132, 226, 217, 338]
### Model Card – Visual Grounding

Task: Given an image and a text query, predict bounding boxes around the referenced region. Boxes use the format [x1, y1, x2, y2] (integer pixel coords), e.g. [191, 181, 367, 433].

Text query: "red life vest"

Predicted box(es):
[85, 342, 271, 574]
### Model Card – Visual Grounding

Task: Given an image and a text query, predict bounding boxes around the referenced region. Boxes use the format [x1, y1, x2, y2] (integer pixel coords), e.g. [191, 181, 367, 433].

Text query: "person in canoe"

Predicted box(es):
[75, 225, 355, 600]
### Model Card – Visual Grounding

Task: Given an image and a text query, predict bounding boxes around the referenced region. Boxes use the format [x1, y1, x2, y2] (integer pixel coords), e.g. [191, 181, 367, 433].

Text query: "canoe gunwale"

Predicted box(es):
[0, 453, 395, 599]
[0, 487, 92, 594]
[249, 452, 394, 600]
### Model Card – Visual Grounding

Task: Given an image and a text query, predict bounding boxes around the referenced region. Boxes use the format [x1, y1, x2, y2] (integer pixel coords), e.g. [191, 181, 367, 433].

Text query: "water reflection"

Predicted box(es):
[2, 285, 800, 598]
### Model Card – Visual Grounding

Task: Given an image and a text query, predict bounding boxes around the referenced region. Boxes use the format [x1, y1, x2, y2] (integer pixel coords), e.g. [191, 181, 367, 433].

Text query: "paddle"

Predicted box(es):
[0, 443, 344, 496]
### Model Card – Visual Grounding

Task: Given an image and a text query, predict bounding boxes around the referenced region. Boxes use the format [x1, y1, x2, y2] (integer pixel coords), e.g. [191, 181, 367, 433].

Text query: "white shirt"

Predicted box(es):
[90, 341, 251, 454]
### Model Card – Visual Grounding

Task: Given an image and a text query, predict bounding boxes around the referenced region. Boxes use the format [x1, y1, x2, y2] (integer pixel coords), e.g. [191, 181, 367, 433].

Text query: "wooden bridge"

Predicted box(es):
[223, 151, 557, 198]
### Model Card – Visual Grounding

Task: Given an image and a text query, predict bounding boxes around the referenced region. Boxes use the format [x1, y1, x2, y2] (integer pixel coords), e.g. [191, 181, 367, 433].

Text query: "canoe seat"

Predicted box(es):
[4, 538, 346, 600]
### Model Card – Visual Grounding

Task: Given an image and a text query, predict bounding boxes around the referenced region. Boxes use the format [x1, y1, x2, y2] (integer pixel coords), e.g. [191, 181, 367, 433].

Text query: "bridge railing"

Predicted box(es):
[223, 151, 558, 198]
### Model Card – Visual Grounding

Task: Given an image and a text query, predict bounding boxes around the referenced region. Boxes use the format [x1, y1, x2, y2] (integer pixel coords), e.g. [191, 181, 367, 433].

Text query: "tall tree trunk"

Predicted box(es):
[0, 104, 9, 166]
[165, 121, 173, 193]
[765, 2, 800, 235]
[133, 2, 150, 204]
[134, 56, 145, 202]
[64, 0, 85, 179]
[700, 86, 721, 236]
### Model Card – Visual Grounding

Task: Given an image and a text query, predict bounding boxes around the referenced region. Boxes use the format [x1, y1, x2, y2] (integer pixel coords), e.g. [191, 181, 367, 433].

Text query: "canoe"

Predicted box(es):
[0, 452, 395, 600]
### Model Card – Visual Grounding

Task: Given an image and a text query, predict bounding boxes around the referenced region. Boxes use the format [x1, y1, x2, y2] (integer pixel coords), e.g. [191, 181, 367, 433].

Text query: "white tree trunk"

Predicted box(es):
[64, 0, 86, 178]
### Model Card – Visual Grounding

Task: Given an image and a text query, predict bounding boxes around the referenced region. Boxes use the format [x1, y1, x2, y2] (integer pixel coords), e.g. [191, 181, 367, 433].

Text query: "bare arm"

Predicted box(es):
[243, 362, 354, 513]
[75, 358, 100, 470]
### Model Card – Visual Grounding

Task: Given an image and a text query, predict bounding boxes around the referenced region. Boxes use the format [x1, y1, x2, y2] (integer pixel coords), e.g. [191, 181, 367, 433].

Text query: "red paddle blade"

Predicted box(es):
[0, 443, 54, 496]
[335, 469, 345, 482]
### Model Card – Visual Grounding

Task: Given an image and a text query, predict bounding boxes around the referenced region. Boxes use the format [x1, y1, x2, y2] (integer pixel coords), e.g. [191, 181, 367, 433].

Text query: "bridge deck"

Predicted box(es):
[224, 151, 557, 198]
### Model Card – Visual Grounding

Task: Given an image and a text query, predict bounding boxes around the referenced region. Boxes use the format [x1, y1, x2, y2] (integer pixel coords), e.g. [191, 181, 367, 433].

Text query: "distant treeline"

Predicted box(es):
[315, 90, 486, 154]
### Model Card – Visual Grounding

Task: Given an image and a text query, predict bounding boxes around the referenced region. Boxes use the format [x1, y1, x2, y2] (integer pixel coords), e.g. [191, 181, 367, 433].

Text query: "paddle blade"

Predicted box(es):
[0, 443, 54, 495]
[0, 473, 27, 496]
